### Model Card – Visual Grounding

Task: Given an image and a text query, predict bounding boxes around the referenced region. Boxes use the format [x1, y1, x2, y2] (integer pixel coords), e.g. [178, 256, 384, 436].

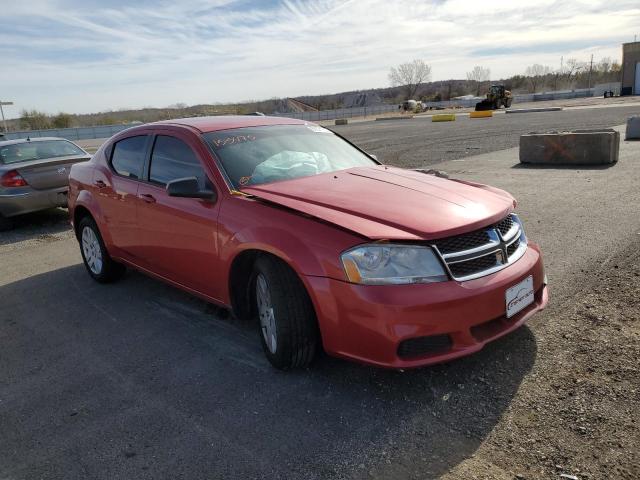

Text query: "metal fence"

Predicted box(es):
[2, 123, 135, 142]
[271, 103, 399, 121]
[3, 105, 400, 142]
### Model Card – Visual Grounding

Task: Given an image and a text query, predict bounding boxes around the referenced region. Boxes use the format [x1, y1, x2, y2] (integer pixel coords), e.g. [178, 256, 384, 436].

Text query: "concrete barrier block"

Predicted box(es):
[334, 119, 348, 125]
[432, 114, 456, 122]
[469, 110, 493, 118]
[626, 115, 640, 140]
[506, 107, 563, 114]
[376, 115, 414, 121]
[520, 129, 620, 165]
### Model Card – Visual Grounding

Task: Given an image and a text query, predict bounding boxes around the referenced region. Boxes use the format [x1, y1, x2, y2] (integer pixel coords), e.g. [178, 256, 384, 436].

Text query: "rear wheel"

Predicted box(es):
[78, 216, 125, 283]
[0, 214, 13, 232]
[252, 255, 319, 370]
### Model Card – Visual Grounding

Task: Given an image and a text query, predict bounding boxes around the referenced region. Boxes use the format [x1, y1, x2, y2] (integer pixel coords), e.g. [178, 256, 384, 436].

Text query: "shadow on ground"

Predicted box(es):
[0, 208, 71, 246]
[0, 265, 538, 479]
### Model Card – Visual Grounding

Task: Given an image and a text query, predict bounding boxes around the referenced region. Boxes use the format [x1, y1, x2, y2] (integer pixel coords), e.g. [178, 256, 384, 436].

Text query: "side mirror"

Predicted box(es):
[166, 177, 216, 201]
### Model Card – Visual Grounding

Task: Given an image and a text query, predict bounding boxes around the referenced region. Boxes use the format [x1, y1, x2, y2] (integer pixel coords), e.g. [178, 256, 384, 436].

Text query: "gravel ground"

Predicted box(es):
[1, 107, 639, 480]
[334, 105, 640, 168]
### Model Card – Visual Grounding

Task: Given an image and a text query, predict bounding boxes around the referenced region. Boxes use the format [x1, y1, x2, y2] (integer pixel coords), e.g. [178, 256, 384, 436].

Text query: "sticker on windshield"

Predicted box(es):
[305, 125, 331, 134]
[211, 135, 257, 149]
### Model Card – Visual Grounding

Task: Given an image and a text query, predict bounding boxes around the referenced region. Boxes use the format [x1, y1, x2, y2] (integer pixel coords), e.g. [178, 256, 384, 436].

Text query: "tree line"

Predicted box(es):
[389, 56, 622, 101]
[12, 55, 622, 131]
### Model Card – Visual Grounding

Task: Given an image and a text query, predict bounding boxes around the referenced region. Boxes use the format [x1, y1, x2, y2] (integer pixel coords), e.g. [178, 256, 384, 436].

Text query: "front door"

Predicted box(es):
[136, 133, 222, 300]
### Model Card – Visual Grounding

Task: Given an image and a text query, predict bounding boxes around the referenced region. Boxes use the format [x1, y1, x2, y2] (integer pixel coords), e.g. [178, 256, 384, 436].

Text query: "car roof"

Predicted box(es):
[0, 137, 71, 147]
[147, 115, 309, 133]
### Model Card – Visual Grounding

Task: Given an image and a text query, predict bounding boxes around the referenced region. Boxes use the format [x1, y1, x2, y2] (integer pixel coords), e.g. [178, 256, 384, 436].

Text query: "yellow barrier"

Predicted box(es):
[469, 110, 493, 118]
[432, 114, 456, 122]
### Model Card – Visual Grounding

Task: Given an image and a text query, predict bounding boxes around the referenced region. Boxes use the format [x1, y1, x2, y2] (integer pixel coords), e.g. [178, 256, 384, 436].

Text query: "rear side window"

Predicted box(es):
[111, 136, 147, 179]
[149, 135, 207, 187]
[0, 140, 85, 165]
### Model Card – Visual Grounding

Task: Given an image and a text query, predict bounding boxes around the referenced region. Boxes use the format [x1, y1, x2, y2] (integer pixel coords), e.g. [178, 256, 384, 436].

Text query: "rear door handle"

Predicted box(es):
[94, 180, 107, 189]
[139, 193, 156, 203]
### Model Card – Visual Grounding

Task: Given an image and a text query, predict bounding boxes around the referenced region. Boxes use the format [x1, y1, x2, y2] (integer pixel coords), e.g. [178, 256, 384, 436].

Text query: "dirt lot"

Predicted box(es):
[1, 106, 639, 479]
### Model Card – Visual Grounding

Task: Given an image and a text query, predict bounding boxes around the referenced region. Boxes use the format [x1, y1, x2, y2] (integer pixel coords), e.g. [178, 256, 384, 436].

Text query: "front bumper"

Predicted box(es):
[305, 243, 547, 368]
[0, 186, 69, 217]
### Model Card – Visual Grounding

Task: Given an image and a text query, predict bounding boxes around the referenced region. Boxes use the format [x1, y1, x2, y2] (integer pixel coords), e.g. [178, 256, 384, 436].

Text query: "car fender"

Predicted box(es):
[73, 189, 114, 246]
[221, 224, 331, 280]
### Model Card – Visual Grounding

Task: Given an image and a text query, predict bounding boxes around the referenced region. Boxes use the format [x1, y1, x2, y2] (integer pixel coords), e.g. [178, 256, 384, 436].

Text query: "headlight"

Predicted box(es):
[341, 244, 449, 285]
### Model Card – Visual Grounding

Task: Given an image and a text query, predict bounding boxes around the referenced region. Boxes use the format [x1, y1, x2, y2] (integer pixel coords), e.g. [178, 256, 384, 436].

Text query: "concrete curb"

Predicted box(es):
[520, 129, 620, 165]
[375, 115, 414, 121]
[506, 107, 563, 114]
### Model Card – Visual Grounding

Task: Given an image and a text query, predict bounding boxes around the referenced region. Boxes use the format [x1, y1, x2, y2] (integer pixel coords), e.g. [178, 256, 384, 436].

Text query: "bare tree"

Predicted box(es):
[597, 57, 612, 74]
[563, 58, 585, 87]
[466, 66, 491, 96]
[524, 64, 551, 93]
[388, 60, 432, 100]
[19, 109, 51, 130]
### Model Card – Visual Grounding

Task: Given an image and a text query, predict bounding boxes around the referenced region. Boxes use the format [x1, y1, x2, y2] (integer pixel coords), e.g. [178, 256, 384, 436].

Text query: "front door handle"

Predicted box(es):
[139, 193, 156, 204]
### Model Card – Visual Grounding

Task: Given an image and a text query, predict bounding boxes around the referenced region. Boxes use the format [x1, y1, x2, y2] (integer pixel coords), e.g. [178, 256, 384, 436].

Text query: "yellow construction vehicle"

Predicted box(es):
[475, 85, 513, 111]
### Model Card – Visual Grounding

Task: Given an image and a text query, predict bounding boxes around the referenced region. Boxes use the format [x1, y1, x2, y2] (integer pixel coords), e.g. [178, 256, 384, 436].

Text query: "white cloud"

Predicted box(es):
[0, 0, 637, 115]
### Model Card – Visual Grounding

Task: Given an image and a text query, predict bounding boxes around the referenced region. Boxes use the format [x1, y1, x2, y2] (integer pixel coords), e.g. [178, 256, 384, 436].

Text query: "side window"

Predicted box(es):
[149, 135, 208, 187]
[111, 136, 147, 179]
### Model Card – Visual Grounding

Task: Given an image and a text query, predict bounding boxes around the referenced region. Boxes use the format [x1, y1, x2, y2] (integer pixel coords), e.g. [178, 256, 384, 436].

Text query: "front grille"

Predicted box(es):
[434, 229, 491, 254]
[506, 239, 520, 257]
[449, 254, 500, 277]
[397, 334, 452, 359]
[495, 216, 514, 237]
[433, 214, 526, 281]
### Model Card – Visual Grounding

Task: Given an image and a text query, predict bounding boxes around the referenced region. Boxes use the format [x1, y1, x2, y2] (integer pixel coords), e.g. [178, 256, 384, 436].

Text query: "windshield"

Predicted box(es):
[0, 140, 85, 165]
[202, 124, 377, 188]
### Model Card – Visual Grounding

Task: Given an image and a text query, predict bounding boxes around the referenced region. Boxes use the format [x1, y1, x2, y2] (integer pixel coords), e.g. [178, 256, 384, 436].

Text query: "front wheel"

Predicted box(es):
[78, 216, 126, 283]
[252, 256, 319, 370]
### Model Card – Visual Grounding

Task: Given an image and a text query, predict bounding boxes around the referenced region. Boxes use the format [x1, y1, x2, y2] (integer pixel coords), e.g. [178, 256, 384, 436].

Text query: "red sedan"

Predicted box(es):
[68, 116, 548, 369]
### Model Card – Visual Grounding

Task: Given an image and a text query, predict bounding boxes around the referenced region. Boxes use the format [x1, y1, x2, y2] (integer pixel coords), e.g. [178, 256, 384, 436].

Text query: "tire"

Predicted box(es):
[505, 99, 513, 108]
[252, 255, 319, 370]
[78, 216, 126, 283]
[0, 214, 13, 232]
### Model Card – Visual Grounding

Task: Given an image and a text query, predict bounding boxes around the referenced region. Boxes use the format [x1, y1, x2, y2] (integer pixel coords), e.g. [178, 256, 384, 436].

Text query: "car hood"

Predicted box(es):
[241, 166, 515, 241]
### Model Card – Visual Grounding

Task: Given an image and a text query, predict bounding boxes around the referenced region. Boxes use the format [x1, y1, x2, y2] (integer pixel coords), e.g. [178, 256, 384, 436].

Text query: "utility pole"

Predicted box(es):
[588, 54, 594, 89]
[0, 101, 13, 133]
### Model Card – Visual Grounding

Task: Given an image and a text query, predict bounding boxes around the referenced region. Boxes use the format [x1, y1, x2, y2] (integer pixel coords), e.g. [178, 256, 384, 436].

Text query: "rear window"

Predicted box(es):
[111, 136, 148, 179]
[0, 140, 85, 165]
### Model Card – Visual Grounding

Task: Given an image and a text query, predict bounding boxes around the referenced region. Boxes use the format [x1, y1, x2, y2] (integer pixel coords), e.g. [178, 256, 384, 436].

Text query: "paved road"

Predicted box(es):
[1, 112, 639, 479]
[334, 105, 640, 168]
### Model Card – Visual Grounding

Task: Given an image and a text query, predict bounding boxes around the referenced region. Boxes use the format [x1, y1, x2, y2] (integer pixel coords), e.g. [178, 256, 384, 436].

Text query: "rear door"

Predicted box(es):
[136, 132, 222, 300]
[92, 134, 150, 258]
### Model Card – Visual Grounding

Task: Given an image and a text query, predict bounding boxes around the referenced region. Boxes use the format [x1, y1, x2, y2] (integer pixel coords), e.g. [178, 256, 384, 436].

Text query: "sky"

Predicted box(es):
[0, 0, 638, 116]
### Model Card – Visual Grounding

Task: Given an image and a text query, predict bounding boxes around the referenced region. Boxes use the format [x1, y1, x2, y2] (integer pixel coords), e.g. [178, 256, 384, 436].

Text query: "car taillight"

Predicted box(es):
[0, 170, 28, 187]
